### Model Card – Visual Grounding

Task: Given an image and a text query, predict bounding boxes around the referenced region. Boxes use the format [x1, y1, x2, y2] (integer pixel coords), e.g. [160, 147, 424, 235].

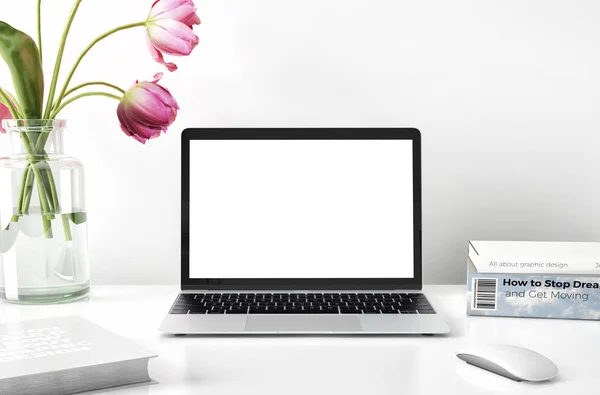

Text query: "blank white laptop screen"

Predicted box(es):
[189, 140, 414, 279]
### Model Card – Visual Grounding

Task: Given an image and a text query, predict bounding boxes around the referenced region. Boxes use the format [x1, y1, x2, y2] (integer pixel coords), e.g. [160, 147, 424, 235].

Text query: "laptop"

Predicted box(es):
[159, 128, 450, 334]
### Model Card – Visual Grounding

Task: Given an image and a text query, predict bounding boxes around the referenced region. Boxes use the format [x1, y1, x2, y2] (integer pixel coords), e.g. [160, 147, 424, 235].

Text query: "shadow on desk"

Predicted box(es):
[79, 380, 158, 395]
[160, 333, 453, 338]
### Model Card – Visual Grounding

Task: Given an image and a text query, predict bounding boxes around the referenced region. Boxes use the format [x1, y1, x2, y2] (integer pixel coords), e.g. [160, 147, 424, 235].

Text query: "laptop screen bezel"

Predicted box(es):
[181, 128, 422, 290]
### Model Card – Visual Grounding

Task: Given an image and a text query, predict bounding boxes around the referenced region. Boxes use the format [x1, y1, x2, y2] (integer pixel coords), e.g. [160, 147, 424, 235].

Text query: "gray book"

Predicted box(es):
[0, 315, 157, 395]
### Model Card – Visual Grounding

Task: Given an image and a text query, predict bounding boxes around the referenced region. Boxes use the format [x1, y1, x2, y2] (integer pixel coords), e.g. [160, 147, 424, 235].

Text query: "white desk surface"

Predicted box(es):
[0, 285, 597, 394]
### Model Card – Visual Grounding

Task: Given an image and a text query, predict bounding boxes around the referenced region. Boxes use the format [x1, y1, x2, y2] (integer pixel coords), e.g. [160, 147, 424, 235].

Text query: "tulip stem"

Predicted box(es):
[63, 82, 125, 99]
[3, 90, 21, 110]
[53, 21, 147, 112]
[51, 92, 121, 118]
[0, 88, 24, 118]
[44, 0, 84, 119]
[37, 0, 43, 63]
[0, 88, 20, 119]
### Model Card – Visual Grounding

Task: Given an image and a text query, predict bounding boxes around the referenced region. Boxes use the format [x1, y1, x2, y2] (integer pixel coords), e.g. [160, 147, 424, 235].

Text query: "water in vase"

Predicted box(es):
[0, 209, 89, 303]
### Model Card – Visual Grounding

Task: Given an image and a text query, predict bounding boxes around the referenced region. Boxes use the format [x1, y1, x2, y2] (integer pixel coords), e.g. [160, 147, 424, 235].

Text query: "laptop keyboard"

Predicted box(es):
[169, 293, 435, 315]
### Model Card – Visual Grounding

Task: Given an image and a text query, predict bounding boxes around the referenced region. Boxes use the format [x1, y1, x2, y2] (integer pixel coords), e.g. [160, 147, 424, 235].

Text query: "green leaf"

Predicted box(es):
[69, 212, 87, 225]
[0, 21, 44, 119]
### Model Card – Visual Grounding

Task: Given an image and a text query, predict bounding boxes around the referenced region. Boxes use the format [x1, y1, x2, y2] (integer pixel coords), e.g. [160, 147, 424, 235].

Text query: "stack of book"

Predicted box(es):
[466, 240, 600, 320]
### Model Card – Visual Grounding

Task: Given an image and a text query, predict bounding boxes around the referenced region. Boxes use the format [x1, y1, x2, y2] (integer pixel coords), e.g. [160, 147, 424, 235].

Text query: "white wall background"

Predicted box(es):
[1, 0, 599, 285]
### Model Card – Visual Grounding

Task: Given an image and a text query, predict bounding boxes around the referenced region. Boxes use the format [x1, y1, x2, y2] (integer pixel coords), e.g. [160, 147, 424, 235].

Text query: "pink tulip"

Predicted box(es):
[0, 102, 12, 134]
[116, 73, 179, 144]
[146, 0, 201, 72]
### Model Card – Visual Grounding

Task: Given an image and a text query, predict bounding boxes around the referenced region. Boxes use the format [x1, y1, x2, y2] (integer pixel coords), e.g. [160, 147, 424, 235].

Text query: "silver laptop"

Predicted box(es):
[159, 128, 450, 335]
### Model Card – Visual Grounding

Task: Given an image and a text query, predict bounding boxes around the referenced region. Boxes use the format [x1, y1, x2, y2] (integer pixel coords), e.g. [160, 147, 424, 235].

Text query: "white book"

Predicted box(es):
[469, 240, 600, 274]
[0, 315, 157, 395]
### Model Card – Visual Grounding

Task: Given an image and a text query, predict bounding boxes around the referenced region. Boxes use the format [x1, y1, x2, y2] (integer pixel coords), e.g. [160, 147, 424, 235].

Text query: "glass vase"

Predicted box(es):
[0, 119, 89, 304]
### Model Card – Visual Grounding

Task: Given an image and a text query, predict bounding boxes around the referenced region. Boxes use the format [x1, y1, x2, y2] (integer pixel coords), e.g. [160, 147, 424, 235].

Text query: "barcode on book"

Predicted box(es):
[472, 278, 498, 310]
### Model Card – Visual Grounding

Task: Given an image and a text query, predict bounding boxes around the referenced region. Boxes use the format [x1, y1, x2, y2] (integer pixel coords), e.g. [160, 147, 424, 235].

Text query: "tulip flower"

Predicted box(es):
[0, 102, 12, 133]
[117, 73, 179, 144]
[146, 0, 201, 72]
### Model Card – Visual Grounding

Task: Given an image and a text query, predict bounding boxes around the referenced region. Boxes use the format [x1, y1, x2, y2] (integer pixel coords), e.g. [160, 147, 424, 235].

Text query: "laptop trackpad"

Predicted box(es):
[245, 315, 362, 333]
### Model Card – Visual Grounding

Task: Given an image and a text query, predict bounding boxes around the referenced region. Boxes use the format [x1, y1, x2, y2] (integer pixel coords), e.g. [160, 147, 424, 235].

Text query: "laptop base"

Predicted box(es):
[159, 291, 450, 335]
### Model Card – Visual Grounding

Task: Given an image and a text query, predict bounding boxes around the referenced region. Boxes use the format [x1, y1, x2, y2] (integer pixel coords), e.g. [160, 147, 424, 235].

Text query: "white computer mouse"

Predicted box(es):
[456, 344, 558, 382]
